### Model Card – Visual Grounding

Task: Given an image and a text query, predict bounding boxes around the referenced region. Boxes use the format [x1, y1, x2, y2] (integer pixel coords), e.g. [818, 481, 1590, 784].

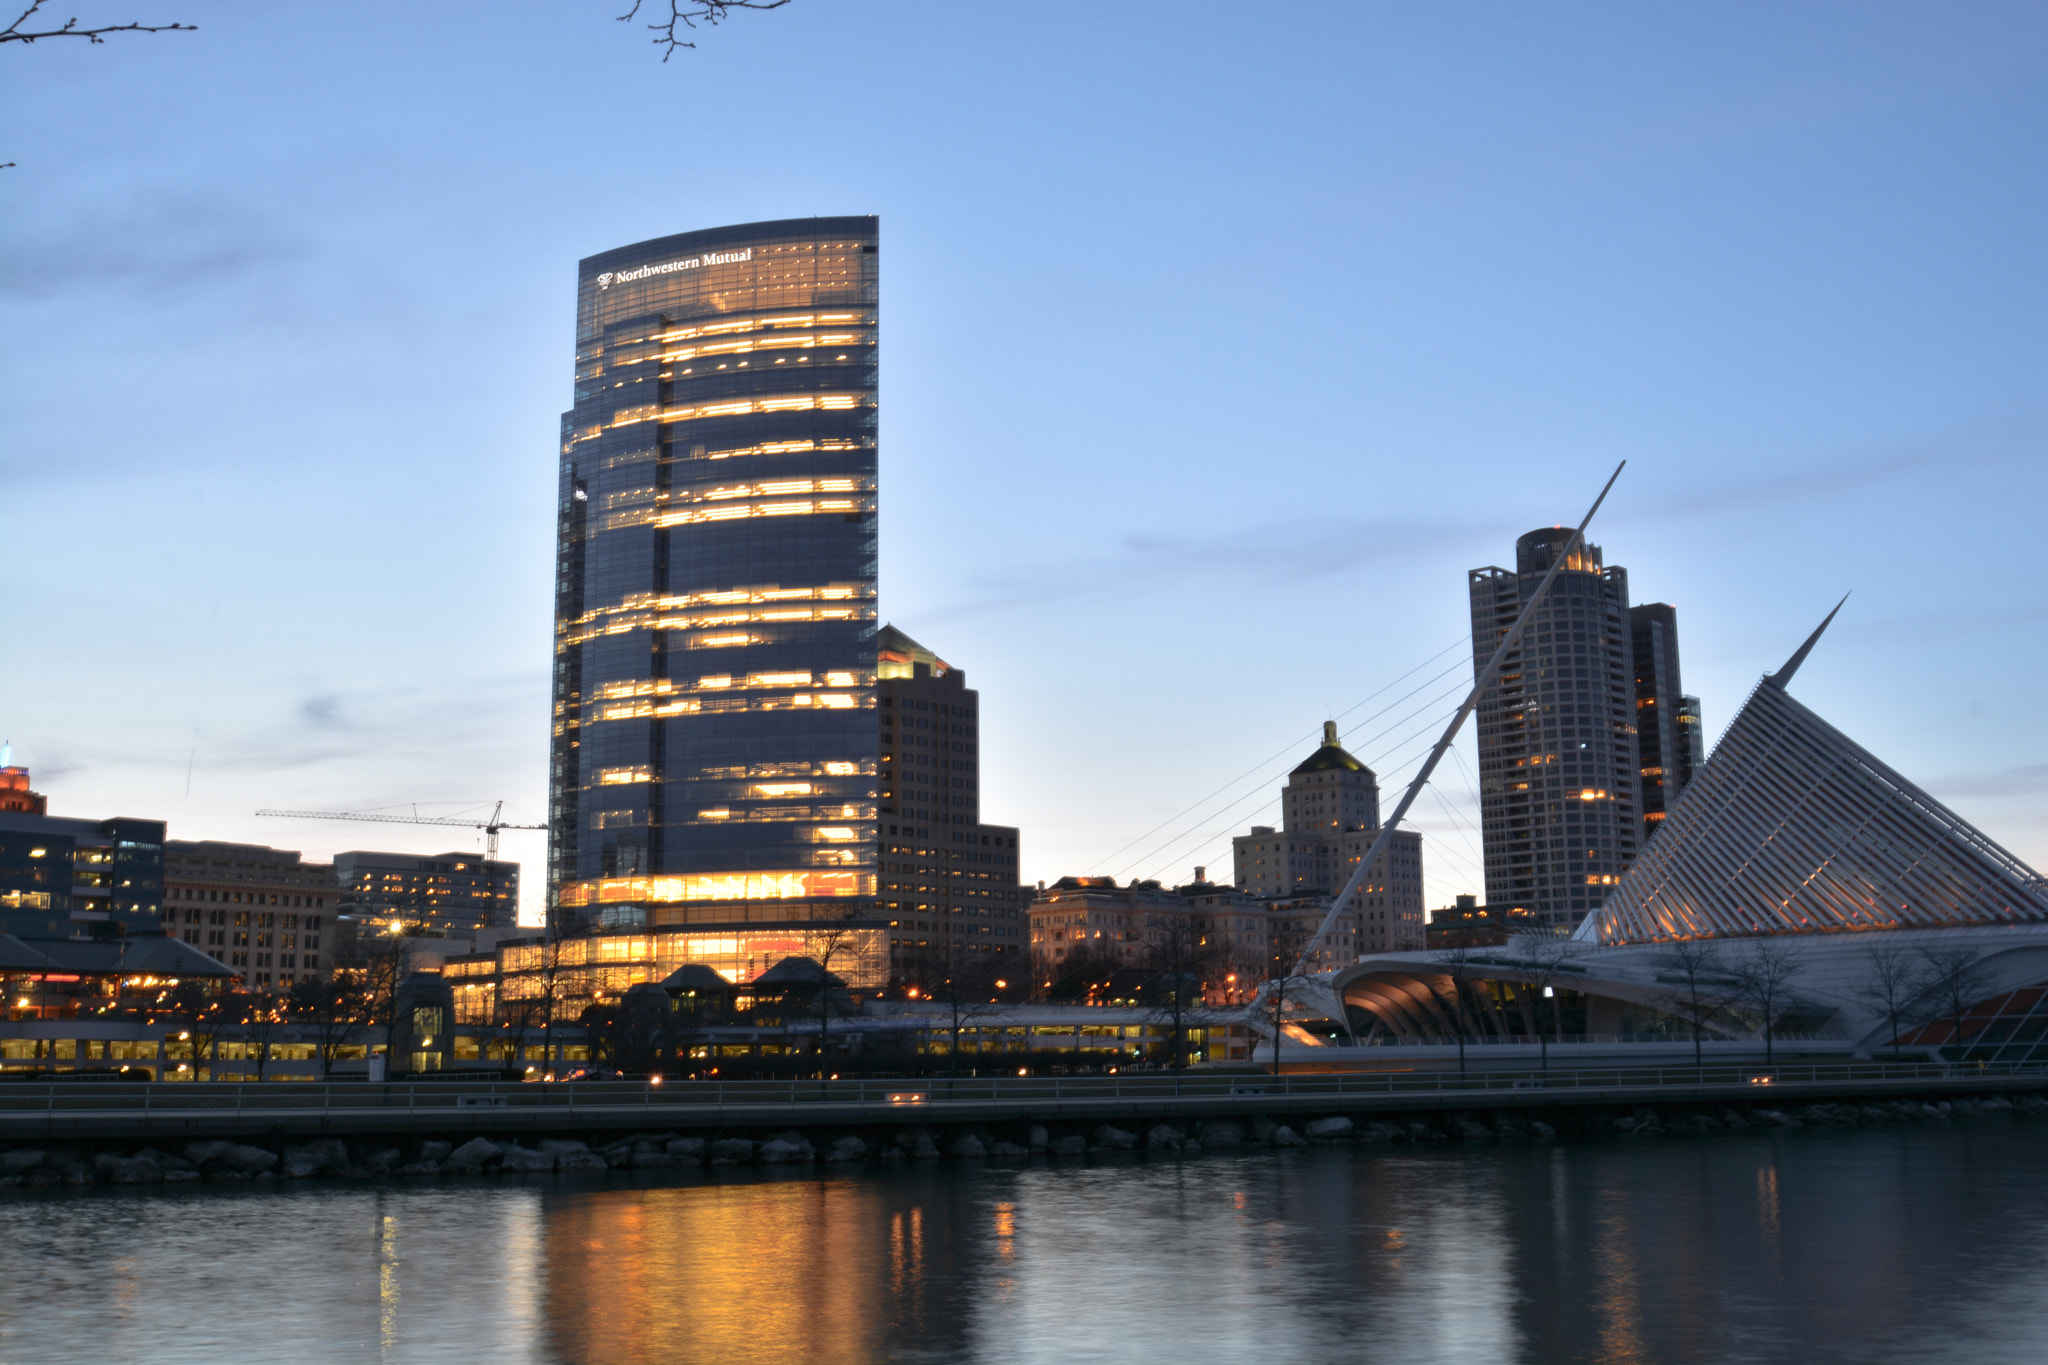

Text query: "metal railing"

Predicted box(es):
[0, 1058, 2043, 1120]
[1327, 1031, 1849, 1048]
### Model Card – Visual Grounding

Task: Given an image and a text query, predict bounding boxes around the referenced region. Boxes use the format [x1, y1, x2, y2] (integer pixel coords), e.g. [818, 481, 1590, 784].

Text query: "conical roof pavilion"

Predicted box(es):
[1580, 606, 2048, 945]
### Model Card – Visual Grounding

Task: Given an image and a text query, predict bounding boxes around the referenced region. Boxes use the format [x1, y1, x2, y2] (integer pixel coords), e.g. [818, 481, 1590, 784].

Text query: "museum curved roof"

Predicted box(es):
[1580, 603, 2048, 946]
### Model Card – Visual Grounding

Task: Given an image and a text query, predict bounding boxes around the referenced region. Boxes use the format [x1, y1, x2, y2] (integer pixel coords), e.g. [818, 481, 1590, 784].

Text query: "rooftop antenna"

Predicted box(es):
[1292, 461, 1626, 973]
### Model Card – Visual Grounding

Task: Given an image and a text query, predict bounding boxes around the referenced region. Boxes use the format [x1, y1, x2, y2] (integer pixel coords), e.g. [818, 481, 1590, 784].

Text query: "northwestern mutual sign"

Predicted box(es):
[595, 248, 754, 290]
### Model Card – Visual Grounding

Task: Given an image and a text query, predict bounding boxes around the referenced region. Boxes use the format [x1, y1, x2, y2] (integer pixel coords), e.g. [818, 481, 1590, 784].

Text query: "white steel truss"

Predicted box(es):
[1580, 612, 2048, 946]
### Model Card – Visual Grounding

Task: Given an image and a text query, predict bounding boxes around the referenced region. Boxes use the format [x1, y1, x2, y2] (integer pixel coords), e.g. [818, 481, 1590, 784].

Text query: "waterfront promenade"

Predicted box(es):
[5, 1060, 2045, 1145]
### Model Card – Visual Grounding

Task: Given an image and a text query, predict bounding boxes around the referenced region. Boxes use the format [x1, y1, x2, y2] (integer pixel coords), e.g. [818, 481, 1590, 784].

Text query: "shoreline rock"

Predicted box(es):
[2, 1090, 2041, 1189]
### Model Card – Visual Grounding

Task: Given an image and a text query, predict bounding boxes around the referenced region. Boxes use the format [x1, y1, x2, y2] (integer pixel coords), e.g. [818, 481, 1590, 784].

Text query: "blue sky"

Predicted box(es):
[3, 1, 2043, 922]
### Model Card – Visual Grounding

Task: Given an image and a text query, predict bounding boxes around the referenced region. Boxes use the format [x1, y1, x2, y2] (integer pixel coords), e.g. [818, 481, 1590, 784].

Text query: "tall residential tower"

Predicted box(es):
[1628, 602, 1699, 842]
[1469, 529, 1641, 930]
[548, 217, 882, 943]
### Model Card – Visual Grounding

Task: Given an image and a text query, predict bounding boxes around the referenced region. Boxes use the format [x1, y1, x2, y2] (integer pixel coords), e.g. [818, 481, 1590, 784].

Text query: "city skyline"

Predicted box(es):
[3, 3, 2043, 923]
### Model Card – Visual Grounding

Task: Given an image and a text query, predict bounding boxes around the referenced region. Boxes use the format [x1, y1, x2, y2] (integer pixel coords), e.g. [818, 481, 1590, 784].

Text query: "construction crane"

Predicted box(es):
[257, 802, 546, 930]
[255, 801, 544, 863]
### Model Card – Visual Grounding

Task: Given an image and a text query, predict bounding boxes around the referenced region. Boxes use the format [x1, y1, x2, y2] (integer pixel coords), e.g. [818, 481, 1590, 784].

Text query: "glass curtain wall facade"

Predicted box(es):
[550, 217, 881, 932]
[0, 813, 164, 941]
[1469, 529, 1641, 931]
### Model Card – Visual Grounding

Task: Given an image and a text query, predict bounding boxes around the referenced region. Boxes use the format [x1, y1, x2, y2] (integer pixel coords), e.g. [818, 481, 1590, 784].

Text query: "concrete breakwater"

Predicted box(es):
[4, 1086, 2045, 1189]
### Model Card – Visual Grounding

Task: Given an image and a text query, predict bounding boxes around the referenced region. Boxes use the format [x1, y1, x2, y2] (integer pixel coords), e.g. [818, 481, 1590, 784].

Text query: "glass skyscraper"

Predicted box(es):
[549, 217, 880, 934]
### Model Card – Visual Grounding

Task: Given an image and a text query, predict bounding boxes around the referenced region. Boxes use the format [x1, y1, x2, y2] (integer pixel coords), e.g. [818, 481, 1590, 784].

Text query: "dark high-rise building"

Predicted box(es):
[549, 217, 881, 938]
[873, 626, 1029, 966]
[1629, 602, 1697, 842]
[1469, 529, 1641, 931]
[1677, 694, 1706, 776]
[334, 849, 516, 934]
[0, 797, 164, 941]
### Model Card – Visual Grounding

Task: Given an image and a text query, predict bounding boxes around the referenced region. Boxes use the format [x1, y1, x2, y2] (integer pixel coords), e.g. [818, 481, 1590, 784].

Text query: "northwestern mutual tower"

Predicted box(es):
[549, 217, 881, 936]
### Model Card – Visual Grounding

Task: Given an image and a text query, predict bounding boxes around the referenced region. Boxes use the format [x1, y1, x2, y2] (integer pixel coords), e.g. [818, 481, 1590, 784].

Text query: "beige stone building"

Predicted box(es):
[1231, 723, 1426, 958]
[1027, 873, 1281, 1004]
[1026, 876, 1188, 971]
[161, 841, 338, 992]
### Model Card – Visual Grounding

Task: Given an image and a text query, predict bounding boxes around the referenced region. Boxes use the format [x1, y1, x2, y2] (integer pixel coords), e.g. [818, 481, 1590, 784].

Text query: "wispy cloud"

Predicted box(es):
[1929, 760, 2048, 801]
[0, 191, 312, 303]
[1843, 599, 2048, 645]
[921, 513, 1517, 624]
[13, 750, 84, 784]
[299, 695, 345, 729]
[1625, 420, 2045, 526]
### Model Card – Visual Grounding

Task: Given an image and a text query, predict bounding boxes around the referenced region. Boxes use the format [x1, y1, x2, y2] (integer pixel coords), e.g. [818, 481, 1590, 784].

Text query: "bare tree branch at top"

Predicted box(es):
[617, 0, 789, 62]
[2, 0, 193, 166]
[0, 0, 193, 45]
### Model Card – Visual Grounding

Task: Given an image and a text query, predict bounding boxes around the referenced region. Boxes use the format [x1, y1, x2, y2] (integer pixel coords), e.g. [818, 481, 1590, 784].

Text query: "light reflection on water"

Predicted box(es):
[1, 1120, 2045, 1365]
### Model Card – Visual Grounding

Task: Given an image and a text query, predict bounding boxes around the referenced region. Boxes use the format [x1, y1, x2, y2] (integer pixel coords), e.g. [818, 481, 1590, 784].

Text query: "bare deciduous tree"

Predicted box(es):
[162, 978, 231, 1078]
[333, 919, 417, 1062]
[808, 906, 866, 1079]
[1035, 937, 1124, 1002]
[1253, 918, 1316, 1078]
[1916, 945, 1991, 1064]
[1660, 937, 1736, 1068]
[1425, 942, 1482, 1074]
[1731, 937, 1807, 1067]
[897, 937, 1005, 1076]
[616, 0, 788, 61]
[2, 0, 195, 166]
[1142, 910, 1223, 1070]
[288, 974, 367, 1079]
[1506, 930, 1578, 1071]
[515, 916, 601, 1070]
[1853, 942, 1931, 1062]
[236, 991, 288, 1079]
[497, 992, 550, 1073]
[584, 986, 672, 1075]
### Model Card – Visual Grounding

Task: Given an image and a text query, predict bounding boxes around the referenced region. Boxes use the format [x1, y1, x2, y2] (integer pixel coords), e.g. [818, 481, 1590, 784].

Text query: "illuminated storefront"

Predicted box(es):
[550, 218, 881, 932]
[446, 924, 892, 1022]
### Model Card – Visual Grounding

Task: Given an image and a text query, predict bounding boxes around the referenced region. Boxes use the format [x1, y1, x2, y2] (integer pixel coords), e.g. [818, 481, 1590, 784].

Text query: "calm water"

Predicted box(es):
[2, 1118, 2045, 1365]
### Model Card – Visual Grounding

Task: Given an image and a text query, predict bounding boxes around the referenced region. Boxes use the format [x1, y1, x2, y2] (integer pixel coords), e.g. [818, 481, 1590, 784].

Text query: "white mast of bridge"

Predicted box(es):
[1291, 461, 1627, 974]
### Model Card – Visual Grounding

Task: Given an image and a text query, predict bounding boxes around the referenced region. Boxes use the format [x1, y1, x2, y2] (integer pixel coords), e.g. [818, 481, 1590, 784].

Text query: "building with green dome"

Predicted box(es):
[1231, 722, 1425, 960]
